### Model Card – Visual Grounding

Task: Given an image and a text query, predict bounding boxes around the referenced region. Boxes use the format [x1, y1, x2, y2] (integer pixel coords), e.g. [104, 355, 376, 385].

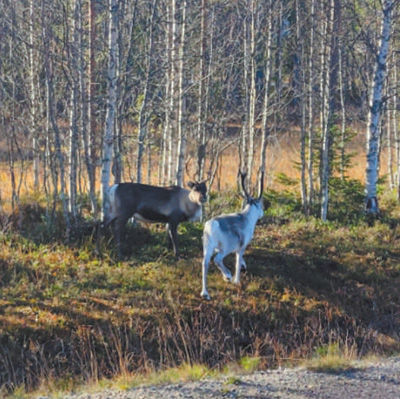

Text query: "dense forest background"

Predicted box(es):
[3, 2, 400, 396]
[0, 0, 399, 223]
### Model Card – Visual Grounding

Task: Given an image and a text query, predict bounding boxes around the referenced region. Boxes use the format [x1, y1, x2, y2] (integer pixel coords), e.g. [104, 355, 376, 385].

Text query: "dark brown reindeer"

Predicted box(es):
[101, 179, 208, 257]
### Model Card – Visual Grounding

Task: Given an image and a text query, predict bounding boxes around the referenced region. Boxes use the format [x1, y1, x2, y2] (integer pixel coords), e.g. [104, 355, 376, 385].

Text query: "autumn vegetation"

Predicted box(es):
[1, 0, 400, 397]
[1, 148, 400, 397]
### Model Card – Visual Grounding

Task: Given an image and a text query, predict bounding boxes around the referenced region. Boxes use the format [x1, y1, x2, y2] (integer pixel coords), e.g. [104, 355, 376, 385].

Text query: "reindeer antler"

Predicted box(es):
[258, 170, 264, 200]
[239, 170, 251, 199]
[185, 156, 197, 182]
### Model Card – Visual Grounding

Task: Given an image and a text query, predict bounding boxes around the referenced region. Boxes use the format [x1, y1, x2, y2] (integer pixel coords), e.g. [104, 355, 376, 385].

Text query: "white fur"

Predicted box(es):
[201, 200, 264, 300]
[189, 205, 202, 222]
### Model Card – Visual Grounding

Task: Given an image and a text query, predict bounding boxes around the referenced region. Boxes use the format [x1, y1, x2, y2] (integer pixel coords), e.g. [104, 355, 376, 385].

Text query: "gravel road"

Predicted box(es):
[61, 357, 400, 399]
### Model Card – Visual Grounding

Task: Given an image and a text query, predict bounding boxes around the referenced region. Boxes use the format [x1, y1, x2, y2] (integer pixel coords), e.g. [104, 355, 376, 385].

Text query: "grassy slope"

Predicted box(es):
[1, 192, 400, 396]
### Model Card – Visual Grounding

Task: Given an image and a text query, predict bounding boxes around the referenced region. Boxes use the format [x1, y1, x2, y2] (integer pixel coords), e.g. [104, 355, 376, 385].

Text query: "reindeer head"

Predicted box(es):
[240, 171, 264, 218]
[188, 180, 208, 204]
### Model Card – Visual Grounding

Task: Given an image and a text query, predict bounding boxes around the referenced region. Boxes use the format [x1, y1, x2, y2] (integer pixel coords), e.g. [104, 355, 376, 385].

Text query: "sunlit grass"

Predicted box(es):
[303, 342, 358, 373]
[2, 154, 400, 397]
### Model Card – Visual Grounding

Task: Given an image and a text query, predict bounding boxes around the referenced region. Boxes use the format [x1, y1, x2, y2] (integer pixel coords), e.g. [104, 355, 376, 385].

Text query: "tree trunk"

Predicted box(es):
[338, 43, 346, 180]
[168, 0, 178, 184]
[137, 0, 157, 183]
[88, 0, 98, 213]
[196, 0, 207, 180]
[29, 0, 40, 190]
[41, 0, 69, 229]
[81, 0, 97, 215]
[101, 0, 119, 220]
[246, 0, 256, 186]
[259, 0, 273, 176]
[307, 0, 316, 212]
[365, 0, 393, 216]
[320, 0, 340, 222]
[295, 0, 308, 215]
[68, 0, 81, 220]
[176, 0, 187, 187]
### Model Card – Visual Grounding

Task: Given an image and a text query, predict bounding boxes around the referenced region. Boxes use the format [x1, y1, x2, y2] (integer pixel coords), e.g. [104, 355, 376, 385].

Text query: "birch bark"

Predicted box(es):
[259, 0, 273, 176]
[176, 0, 187, 186]
[41, 0, 69, 228]
[137, 0, 157, 183]
[101, 0, 119, 220]
[320, 0, 340, 222]
[307, 0, 316, 211]
[246, 0, 256, 186]
[365, 0, 393, 216]
[29, 0, 40, 189]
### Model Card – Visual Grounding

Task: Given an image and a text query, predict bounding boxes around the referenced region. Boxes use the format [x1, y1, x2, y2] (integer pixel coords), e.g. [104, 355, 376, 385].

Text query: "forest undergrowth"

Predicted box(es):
[1, 183, 400, 398]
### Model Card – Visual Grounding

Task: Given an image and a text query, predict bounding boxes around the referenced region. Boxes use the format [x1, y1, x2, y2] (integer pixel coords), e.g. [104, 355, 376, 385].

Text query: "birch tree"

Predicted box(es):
[67, 0, 81, 220]
[259, 0, 274, 176]
[101, 0, 119, 219]
[246, 0, 257, 186]
[320, 0, 340, 222]
[365, 0, 394, 216]
[175, 0, 187, 186]
[81, 0, 97, 214]
[295, 0, 307, 214]
[29, 0, 40, 190]
[307, 0, 316, 212]
[41, 0, 70, 228]
[137, 0, 157, 183]
[196, 0, 208, 180]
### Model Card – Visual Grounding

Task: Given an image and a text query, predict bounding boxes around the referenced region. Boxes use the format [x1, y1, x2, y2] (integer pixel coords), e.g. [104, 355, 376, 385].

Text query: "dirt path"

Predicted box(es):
[63, 357, 400, 399]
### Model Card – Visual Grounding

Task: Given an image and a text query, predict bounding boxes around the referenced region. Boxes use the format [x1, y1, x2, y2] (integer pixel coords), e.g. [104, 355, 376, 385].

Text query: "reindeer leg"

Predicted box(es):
[115, 216, 129, 258]
[201, 250, 213, 300]
[234, 249, 246, 284]
[214, 252, 232, 282]
[168, 222, 180, 257]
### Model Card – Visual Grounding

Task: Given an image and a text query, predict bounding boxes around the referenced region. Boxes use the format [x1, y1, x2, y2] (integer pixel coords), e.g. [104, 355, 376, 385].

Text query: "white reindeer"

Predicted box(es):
[201, 172, 264, 300]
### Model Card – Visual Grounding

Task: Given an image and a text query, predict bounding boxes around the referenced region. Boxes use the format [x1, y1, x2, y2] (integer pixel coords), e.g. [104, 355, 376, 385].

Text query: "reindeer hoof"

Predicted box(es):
[201, 291, 211, 301]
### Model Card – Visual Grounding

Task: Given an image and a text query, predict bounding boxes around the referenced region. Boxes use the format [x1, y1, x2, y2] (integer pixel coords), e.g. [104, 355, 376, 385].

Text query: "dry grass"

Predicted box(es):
[0, 129, 376, 212]
[1, 131, 400, 397]
[1, 203, 400, 397]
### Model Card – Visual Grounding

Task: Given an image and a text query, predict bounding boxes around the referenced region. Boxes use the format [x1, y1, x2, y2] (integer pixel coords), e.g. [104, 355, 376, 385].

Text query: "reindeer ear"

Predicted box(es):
[187, 181, 195, 189]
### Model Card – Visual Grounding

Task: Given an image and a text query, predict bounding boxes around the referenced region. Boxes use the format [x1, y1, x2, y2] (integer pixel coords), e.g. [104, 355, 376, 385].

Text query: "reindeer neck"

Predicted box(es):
[241, 203, 260, 224]
[185, 190, 202, 215]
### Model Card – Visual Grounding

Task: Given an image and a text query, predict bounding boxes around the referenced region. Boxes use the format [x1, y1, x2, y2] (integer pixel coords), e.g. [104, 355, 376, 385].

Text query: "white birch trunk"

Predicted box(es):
[320, 2, 332, 221]
[394, 62, 400, 199]
[101, 0, 119, 220]
[365, 0, 393, 215]
[80, 0, 96, 215]
[196, 0, 207, 180]
[137, 0, 156, 183]
[259, 0, 273, 176]
[388, 96, 394, 190]
[321, 0, 340, 222]
[176, 0, 187, 187]
[295, 0, 308, 214]
[338, 43, 346, 180]
[246, 0, 256, 186]
[68, 0, 81, 220]
[167, 0, 177, 184]
[41, 0, 69, 227]
[88, 0, 97, 209]
[242, 16, 249, 173]
[307, 0, 316, 211]
[29, 0, 40, 189]
[161, 1, 172, 185]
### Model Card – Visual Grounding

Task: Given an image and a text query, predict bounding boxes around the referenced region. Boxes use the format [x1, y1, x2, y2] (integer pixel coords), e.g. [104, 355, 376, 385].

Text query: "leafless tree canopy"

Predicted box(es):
[0, 0, 399, 223]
